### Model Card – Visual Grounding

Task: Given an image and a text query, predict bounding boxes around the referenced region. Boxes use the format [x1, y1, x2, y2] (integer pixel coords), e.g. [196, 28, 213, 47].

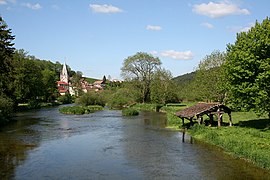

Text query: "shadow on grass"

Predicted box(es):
[236, 119, 270, 130]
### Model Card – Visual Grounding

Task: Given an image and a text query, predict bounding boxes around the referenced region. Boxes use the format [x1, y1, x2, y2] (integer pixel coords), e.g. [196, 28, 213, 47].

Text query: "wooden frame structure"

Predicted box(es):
[175, 103, 232, 127]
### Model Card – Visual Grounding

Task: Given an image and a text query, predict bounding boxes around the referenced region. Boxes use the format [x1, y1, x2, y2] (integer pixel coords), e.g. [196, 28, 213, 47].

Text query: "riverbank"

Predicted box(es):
[133, 103, 270, 170]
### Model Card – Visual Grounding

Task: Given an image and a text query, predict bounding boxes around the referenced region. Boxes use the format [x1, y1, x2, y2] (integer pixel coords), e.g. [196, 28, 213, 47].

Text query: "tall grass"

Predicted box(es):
[190, 125, 270, 170]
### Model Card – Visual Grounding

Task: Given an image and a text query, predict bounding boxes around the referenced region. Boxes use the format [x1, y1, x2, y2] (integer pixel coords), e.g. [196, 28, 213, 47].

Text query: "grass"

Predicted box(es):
[122, 108, 139, 116]
[59, 105, 103, 115]
[189, 124, 270, 170]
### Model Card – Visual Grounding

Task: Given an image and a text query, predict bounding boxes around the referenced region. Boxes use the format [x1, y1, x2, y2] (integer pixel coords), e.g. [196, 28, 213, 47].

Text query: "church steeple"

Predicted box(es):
[60, 62, 69, 83]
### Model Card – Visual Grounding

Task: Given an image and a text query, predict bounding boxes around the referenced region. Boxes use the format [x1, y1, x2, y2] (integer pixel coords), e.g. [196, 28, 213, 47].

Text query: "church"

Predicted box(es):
[57, 63, 75, 96]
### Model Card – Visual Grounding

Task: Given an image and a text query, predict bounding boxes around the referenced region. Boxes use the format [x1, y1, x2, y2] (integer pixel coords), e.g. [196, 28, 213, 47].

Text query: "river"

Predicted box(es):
[0, 106, 269, 179]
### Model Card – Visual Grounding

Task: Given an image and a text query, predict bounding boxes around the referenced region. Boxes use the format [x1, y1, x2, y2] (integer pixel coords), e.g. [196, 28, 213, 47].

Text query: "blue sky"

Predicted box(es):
[1, 0, 269, 80]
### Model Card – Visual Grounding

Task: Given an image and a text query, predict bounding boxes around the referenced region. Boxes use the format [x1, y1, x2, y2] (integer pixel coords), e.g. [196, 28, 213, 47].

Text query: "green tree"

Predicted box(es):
[225, 17, 270, 118]
[42, 69, 58, 101]
[193, 50, 227, 102]
[0, 16, 15, 97]
[13, 50, 43, 103]
[71, 71, 83, 96]
[150, 69, 179, 104]
[121, 52, 162, 103]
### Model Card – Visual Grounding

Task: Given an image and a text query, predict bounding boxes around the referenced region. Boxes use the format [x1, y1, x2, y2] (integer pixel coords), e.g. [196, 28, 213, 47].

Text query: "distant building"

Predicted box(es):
[57, 63, 108, 96]
[57, 63, 70, 96]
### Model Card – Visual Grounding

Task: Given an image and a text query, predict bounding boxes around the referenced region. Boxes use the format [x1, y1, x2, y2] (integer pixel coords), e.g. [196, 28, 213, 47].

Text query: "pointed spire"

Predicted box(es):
[60, 62, 69, 83]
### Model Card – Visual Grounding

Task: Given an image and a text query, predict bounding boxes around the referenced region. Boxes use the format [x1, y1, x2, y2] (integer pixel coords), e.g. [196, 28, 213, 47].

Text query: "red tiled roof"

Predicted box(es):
[57, 81, 69, 85]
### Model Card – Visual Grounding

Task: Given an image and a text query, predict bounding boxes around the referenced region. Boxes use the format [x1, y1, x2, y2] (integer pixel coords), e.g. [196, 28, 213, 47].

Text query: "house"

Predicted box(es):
[57, 63, 107, 95]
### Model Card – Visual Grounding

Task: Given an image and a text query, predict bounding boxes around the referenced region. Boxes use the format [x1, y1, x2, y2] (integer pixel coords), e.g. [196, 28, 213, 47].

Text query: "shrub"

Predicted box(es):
[122, 108, 139, 116]
[28, 100, 41, 109]
[75, 92, 105, 107]
[57, 94, 73, 104]
[59, 105, 103, 115]
[107, 88, 136, 109]
[0, 95, 14, 125]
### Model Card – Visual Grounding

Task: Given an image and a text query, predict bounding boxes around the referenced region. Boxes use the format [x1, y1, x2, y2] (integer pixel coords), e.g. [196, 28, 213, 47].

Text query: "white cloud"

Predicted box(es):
[201, 22, 214, 29]
[160, 50, 193, 60]
[89, 4, 123, 13]
[23, 3, 42, 10]
[193, 1, 250, 18]
[146, 25, 162, 31]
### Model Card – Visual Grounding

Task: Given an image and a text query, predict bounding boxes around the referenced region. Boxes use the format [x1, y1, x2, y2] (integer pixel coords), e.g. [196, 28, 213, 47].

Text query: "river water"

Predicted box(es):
[0, 106, 269, 179]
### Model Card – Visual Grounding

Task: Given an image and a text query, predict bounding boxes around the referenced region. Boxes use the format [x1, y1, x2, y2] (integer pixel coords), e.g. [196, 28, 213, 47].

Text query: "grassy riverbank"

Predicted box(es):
[132, 103, 270, 170]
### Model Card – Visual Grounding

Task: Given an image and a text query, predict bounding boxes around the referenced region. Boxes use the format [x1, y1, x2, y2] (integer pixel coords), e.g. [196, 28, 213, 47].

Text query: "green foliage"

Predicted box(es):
[28, 100, 41, 109]
[57, 94, 73, 104]
[0, 16, 15, 98]
[107, 88, 136, 109]
[150, 69, 180, 104]
[75, 92, 106, 107]
[59, 105, 103, 115]
[0, 95, 14, 125]
[225, 17, 270, 117]
[193, 50, 227, 102]
[122, 108, 139, 116]
[121, 52, 162, 103]
[190, 125, 270, 170]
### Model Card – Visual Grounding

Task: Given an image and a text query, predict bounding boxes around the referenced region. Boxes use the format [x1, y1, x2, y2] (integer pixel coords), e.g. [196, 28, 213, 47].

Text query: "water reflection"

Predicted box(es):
[0, 107, 269, 179]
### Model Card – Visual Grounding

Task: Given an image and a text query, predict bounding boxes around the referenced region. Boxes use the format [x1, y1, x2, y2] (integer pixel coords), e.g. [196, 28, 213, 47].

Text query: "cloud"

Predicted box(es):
[160, 50, 193, 60]
[193, 1, 250, 18]
[89, 4, 123, 13]
[146, 25, 162, 31]
[201, 22, 214, 29]
[22, 2, 42, 10]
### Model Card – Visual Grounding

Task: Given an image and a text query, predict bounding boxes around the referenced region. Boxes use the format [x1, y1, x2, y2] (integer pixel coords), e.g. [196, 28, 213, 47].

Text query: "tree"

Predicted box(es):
[193, 50, 227, 102]
[121, 52, 161, 103]
[225, 17, 270, 118]
[150, 69, 179, 104]
[71, 71, 83, 96]
[13, 50, 43, 103]
[0, 16, 15, 97]
[41, 69, 58, 101]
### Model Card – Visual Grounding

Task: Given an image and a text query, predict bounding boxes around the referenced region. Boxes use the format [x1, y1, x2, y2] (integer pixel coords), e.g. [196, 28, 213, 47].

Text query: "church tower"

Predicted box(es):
[60, 62, 69, 83]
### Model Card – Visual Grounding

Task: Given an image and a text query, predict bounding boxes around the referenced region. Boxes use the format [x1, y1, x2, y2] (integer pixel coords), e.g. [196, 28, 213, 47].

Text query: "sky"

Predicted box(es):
[0, 0, 269, 80]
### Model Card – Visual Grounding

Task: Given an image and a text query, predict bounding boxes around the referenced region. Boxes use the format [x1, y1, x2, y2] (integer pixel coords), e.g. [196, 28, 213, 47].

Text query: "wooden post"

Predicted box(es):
[190, 117, 193, 127]
[217, 108, 221, 127]
[196, 115, 201, 125]
[181, 118, 185, 127]
[228, 113, 232, 126]
[209, 114, 213, 126]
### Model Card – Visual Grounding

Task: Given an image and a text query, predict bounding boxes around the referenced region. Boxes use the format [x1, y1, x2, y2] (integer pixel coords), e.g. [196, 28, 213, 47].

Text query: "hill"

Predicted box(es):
[173, 72, 195, 85]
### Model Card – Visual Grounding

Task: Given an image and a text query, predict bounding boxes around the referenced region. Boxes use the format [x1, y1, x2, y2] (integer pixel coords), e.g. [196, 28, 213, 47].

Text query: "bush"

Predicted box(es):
[28, 100, 41, 109]
[57, 94, 73, 104]
[59, 105, 103, 115]
[107, 88, 136, 109]
[122, 108, 139, 116]
[0, 95, 14, 125]
[75, 92, 105, 107]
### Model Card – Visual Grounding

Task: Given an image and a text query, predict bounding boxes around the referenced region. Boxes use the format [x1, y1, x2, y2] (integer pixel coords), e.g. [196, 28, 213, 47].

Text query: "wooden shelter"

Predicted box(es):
[175, 102, 232, 127]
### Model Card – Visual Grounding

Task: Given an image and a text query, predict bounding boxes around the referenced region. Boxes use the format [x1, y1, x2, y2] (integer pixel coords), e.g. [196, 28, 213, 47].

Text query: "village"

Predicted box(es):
[57, 62, 122, 96]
